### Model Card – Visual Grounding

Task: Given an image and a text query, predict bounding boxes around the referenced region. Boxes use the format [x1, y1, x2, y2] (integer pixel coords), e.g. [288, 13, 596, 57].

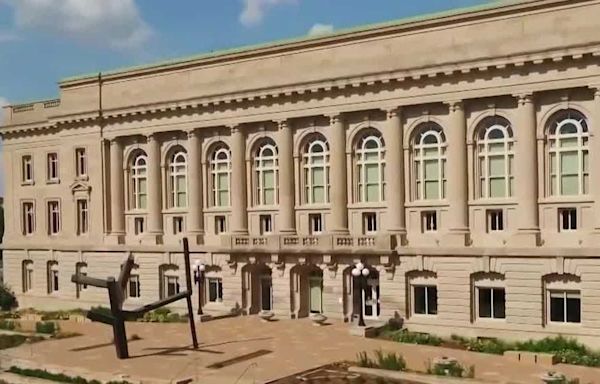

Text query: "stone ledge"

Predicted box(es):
[348, 366, 489, 384]
[504, 350, 558, 366]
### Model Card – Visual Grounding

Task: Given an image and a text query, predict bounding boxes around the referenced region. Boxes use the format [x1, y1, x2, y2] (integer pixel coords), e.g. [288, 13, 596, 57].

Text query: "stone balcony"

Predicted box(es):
[220, 233, 394, 254]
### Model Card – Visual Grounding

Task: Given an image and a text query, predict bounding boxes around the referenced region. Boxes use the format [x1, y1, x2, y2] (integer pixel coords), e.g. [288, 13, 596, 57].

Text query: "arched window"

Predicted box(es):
[168, 150, 187, 208]
[413, 124, 446, 200]
[356, 132, 385, 203]
[547, 110, 589, 196]
[210, 145, 231, 207]
[254, 141, 278, 206]
[303, 137, 330, 204]
[476, 117, 514, 198]
[131, 153, 148, 210]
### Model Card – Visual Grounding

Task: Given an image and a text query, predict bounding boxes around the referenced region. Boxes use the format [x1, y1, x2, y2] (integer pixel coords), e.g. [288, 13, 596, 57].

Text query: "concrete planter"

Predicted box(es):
[310, 313, 327, 326]
[258, 310, 275, 322]
[540, 372, 566, 384]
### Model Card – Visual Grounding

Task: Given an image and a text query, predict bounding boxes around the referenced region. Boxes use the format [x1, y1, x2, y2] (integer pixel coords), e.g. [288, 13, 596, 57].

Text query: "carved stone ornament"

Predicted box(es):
[226, 259, 238, 275]
[383, 263, 396, 280]
[273, 260, 286, 277]
[326, 261, 338, 278]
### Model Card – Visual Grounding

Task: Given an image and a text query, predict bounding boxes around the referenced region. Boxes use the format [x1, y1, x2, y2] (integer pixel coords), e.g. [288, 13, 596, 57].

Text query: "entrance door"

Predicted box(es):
[260, 276, 272, 311]
[309, 277, 323, 314]
[362, 278, 380, 319]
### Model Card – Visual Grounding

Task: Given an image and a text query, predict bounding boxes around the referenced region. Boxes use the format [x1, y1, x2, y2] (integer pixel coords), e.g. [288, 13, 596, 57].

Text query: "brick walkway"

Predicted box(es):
[0, 317, 599, 384]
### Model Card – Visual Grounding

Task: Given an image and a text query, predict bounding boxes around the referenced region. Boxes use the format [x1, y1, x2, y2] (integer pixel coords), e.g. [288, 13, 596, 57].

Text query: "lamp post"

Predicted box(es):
[193, 261, 205, 315]
[351, 262, 370, 327]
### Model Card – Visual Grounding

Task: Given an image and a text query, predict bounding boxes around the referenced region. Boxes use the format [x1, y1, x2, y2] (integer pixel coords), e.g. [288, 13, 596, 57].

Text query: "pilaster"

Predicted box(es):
[277, 119, 296, 234]
[144, 133, 163, 245]
[108, 138, 125, 244]
[230, 125, 248, 235]
[329, 114, 349, 234]
[186, 130, 204, 244]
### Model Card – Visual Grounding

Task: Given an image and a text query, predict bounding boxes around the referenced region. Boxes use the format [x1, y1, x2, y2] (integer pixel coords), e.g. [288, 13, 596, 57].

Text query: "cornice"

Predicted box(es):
[4, 41, 600, 135]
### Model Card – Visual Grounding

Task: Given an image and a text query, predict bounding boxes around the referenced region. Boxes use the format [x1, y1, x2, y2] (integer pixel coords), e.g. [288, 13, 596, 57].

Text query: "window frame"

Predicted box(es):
[558, 208, 577, 232]
[206, 277, 224, 303]
[259, 214, 273, 235]
[363, 212, 378, 234]
[47, 261, 59, 294]
[21, 154, 33, 184]
[254, 141, 279, 206]
[408, 272, 438, 317]
[412, 125, 447, 201]
[356, 134, 385, 203]
[76, 199, 89, 235]
[303, 138, 330, 205]
[130, 153, 148, 211]
[544, 274, 582, 326]
[421, 211, 438, 233]
[47, 199, 61, 235]
[168, 150, 188, 209]
[476, 121, 514, 199]
[309, 213, 323, 235]
[21, 200, 35, 235]
[46, 152, 59, 183]
[75, 147, 87, 178]
[214, 215, 226, 234]
[210, 146, 231, 207]
[486, 209, 504, 232]
[22, 260, 34, 293]
[547, 111, 589, 197]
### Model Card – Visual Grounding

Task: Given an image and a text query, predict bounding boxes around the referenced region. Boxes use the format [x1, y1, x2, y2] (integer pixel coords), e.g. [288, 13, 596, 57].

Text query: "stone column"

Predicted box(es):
[187, 130, 204, 243]
[231, 125, 248, 235]
[329, 114, 348, 234]
[512, 94, 540, 246]
[383, 108, 406, 244]
[146, 133, 163, 241]
[109, 138, 125, 243]
[278, 120, 295, 234]
[445, 101, 469, 245]
[590, 87, 600, 233]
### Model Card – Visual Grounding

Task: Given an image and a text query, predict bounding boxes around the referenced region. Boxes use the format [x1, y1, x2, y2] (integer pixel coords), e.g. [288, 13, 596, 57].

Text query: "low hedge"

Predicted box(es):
[138, 308, 187, 323]
[8, 366, 132, 384]
[0, 334, 28, 350]
[0, 319, 18, 331]
[35, 321, 59, 335]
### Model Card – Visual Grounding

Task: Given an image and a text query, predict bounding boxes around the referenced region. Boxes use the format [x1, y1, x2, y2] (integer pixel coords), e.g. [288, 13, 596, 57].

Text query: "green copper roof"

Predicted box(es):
[61, 0, 514, 83]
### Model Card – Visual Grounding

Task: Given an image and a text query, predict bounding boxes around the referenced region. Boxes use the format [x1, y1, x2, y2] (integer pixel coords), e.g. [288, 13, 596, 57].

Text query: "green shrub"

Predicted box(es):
[138, 308, 186, 323]
[356, 351, 376, 368]
[35, 321, 59, 334]
[388, 329, 442, 346]
[0, 319, 16, 331]
[0, 284, 17, 311]
[0, 334, 28, 349]
[89, 306, 112, 317]
[8, 366, 103, 384]
[373, 350, 406, 371]
[427, 359, 469, 378]
[40, 311, 72, 321]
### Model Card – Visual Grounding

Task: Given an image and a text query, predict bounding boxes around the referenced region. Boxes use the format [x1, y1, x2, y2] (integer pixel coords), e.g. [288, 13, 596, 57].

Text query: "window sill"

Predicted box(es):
[204, 207, 231, 214]
[163, 209, 189, 214]
[546, 321, 582, 327]
[21, 181, 34, 186]
[125, 211, 148, 216]
[247, 207, 279, 213]
[540, 196, 593, 204]
[469, 200, 517, 207]
[348, 203, 387, 210]
[295, 205, 330, 211]
[75, 175, 89, 182]
[46, 179, 60, 185]
[475, 317, 507, 323]
[406, 201, 449, 208]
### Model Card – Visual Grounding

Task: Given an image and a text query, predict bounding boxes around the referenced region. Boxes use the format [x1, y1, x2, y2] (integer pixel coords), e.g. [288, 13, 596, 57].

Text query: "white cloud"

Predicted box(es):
[308, 23, 334, 36]
[2, 0, 152, 49]
[0, 31, 19, 43]
[240, 0, 296, 27]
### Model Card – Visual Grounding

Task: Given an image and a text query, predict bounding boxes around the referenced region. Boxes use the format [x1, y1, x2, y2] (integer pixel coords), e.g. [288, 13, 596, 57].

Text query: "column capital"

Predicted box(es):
[385, 107, 402, 119]
[109, 137, 122, 145]
[230, 124, 244, 134]
[589, 85, 600, 98]
[276, 119, 291, 131]
[146, 132, 159, 142]
[327, 113, 344, 125]
[186, 129, 200, 139]
[445, 100, 464, 112]
[514, 93, 534, 105]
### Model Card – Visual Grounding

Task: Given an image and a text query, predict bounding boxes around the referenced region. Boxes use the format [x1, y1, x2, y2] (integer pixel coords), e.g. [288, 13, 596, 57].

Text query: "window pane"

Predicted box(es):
[176, 176, 186, 190]
[177, 193, 186, 207]
[312, 167, 324, 185]
[489, 156, 505, 176]
[209, 281, 218, 302]
[264, 189, 275, 205]
[489, 178, 506, 198]
[560, 137, 578, 147]
[561, 175, 578, 195]
[414, 286, 426, 314]
[561, 152, 578, 173]
[424, 160, 438, 180]
[494, 289, 506, 319]
[139, 179, 147, 193]
[488, 142, 504, 153]
[423, 147, 438, 157]
[424, 181, 439, 200]
[218, 191, 229, 206]
[312, 186, 325, 203]
[550, 296, 565, 322]
[478, 288, 492, 318]
[139, 194, 147, 209]
[365, 164, 379, 183]
[427, 287, 438, 315]
[366, 184, 379, 202]
[263, 170, 275, 188]
[566, 297, 581, 323]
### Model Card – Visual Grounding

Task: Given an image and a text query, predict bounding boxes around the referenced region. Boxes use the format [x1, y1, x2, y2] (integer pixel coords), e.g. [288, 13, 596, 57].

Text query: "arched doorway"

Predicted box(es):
[343, 265, 380, 322]
[290, 264, 323, 318]
[241, 263, 273, 315]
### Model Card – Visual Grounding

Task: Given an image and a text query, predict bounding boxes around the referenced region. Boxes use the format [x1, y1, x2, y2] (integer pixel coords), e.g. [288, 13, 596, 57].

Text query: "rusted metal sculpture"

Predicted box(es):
[71, 238, 199, 359]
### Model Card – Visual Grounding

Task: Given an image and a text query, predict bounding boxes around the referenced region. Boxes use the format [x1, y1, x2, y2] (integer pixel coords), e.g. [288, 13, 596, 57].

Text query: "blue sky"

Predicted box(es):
[0, 0, 494, 195]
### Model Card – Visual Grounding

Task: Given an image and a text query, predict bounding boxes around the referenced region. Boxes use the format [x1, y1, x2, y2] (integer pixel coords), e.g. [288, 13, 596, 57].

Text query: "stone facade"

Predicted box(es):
[2, 0, 600, 345]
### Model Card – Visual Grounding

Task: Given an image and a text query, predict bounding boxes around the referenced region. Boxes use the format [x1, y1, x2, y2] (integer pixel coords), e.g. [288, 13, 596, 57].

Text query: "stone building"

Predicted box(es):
[2, 0, 600, 345]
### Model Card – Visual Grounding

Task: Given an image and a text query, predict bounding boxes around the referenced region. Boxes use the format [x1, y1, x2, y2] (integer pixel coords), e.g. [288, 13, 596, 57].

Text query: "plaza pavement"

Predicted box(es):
[0, 317, 599, 384]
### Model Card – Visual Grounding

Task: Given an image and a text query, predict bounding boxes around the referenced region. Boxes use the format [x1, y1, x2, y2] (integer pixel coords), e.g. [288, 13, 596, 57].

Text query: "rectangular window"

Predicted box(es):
[22, 155, 33, 183]
[22, 201, 35, 235]
[77, 200, 89, 235]
[47, 152, 59, 182]
[487, 210, 504, 232]
[47, 200, 60, 235]
[215, 216, 226, 234]
[309, 214, 323, 235]
[128, 275, 141, 298]
[363, 212, 377, 234]
[260, 214, 273, 235]
[477, 287, 506, 319]
[413, 285, 437, 315]
[165, 276, 179, 297]
[134, 217, 145, 235]
[422, 211, 437, 233]
[48, 267, 59, 293]
[173, 216, 184, 234]
[207, 277, 223, 303]
[549, 290, 581, 324]
[559, 208, 577, 232]
[75, 148, 87, 177]
[22, 263, 33, 293]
